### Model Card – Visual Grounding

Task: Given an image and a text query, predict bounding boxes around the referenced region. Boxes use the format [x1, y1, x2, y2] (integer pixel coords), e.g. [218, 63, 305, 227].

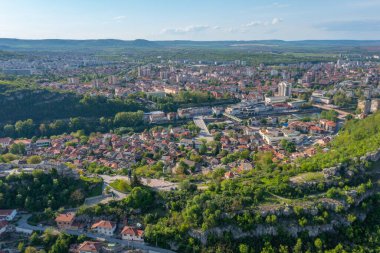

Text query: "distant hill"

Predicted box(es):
[0, 38, 159, 51]
[0, 38, 380, 52]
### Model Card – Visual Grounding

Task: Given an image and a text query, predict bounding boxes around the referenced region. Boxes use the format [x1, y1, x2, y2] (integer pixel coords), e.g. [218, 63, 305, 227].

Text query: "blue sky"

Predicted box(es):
[0, 0, 379, 40]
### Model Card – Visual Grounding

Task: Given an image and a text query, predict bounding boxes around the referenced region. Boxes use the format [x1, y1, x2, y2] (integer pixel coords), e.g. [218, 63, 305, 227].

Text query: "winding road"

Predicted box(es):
[17, 215, 175, 253]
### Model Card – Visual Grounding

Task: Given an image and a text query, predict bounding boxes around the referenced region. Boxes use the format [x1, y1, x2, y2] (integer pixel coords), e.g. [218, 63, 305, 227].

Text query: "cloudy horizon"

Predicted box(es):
[1, 0, 379, 41]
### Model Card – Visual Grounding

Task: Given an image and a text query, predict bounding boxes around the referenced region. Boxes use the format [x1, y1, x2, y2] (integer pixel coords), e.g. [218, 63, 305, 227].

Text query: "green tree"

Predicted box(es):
[239, 243, 249, 253]
[9, 143, 26, 155]
[314, 238, 323, 252]
[27, 155, 42, 164]
[294, 239, 303, 253]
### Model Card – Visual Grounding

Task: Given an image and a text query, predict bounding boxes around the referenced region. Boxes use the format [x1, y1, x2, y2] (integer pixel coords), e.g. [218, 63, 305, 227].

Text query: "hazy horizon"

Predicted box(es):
[1, 0, 380, 41]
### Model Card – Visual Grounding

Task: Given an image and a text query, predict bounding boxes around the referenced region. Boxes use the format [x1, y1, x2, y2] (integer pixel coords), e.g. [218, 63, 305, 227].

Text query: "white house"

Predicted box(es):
[0, 137, 13, 148]
[0, 209, 17, 221]
[91, 220, 116, 236]
[121, 226, 144, 241]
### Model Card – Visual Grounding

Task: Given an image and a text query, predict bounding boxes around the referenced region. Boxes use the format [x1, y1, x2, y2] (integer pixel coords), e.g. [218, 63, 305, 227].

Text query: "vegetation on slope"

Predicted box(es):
[299, 113, 380, 172]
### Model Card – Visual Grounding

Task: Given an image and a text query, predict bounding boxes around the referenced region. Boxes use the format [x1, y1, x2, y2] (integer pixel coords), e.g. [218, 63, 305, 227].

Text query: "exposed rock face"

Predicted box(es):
[189, 148, 380, 245]
[360, 148, 380, 162]
[322, 165, 341, 179]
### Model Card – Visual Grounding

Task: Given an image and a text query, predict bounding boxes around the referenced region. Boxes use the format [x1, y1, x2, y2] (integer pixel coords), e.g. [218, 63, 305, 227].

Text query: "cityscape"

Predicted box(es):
[0, 1, 380, 253]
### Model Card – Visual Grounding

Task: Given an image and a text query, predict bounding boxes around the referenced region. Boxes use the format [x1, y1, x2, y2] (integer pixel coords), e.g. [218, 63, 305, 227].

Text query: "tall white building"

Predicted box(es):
[278, 81, 292, 97]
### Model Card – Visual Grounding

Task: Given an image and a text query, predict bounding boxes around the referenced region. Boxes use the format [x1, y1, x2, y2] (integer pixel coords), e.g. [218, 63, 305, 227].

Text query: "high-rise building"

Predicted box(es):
[137, 66, 151, 77]
[364, 88, 372, 99]
[67, 77, 79, 85]
[160, 71, 168, 80]
[108, 75, 119, 85]
[371, 99, 380, 113]
[278, 81, 292, 97]
[358, 99, 371, 114]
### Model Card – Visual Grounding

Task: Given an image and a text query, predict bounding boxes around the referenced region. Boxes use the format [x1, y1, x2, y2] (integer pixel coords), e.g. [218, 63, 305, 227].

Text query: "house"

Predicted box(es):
[35, 139, 51, 148]
[121, 226, 144, 241]
[0, 137, 13, 148]
[77, 241, 103, 253]
[55, 212, 75, 229]
[309, 125, 323, 134]
[0, 209, 17, 221]
[91, 220, 116, 236]
[224, 171, 235, 179]
[238, 162, 253, 171]
[14, 139, 32, 149]
[0, 221, 8, 235]
[319, 119, 337, 132]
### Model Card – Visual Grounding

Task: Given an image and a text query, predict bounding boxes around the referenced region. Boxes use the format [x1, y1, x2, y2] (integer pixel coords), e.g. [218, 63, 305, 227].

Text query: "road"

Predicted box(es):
[223, 112, 242, 123]
[193, 116, 214, 142]
[312, 104, 352, 119]
[17, 215, 176, 253]
[100, 175, 178, 192]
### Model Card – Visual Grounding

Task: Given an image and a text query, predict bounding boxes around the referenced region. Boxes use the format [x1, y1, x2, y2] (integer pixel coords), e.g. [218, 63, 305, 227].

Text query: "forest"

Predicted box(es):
[0, 170, 102, 211]
[0, 81, 145, 123]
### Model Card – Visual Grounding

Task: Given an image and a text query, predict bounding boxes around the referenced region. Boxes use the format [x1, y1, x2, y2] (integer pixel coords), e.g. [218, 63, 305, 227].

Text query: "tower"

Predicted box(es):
[278, 81, 292, 97]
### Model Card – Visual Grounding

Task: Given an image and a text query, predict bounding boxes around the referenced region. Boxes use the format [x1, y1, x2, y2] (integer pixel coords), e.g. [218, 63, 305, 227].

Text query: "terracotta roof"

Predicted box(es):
[224, 171, 234, 178]
[78, 241, 102, 252]
[91, 220, 115, 229]
[121, 226, 144, 237]
[55, 212, 75, 223]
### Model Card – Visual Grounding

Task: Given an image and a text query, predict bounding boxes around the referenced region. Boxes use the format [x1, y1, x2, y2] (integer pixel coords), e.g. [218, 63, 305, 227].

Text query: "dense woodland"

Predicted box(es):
[0, 170, 102, 211]
[0, 81, 144, 123]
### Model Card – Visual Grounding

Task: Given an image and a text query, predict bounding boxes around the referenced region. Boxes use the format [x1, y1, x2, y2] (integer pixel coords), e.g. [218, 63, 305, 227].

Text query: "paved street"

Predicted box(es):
[17, 215, 175, 253]
[100, 175, 178, 192]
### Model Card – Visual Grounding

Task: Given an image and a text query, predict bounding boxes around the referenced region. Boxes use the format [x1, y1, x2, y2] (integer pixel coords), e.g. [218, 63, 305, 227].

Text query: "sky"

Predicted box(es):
[0, 0, 380, 41]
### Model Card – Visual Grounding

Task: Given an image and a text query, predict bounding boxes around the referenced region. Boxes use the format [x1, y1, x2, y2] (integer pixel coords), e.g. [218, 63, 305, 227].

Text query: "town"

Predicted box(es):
[0, 44, 380, 252]
[1, 0, 380, 249]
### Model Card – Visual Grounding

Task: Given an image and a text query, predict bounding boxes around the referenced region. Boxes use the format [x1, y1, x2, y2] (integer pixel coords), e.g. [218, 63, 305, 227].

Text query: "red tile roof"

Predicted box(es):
[121, 226, 144, 237]
[55, 212, 75, 223]
[91, 220, 115, 229]
[78, 241, 102, 252]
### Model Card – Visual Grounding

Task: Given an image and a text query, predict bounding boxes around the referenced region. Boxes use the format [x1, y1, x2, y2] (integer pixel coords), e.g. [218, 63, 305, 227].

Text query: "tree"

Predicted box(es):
[179, 180, 197, 192]
[199, 143, 207, 155]
[9, 143, 26, 155]
[314, 238, 323, 252]
[70, 189, 84, 205]
[261, 242, 275, 253]
[125, 187, 154, 210]
[25, 246, 38, 253]
[30, 232, 41, 245]
[15, 119, 35, 137]
[280, 139, 296, 153]
[27, 155, 42, 164]
[114, 111, 144, 127]
[3, 124, 15, 137]
[69, 117, 85, 131]
[18, 242, 25, 252]
[131, 174, 141, 188]
[321, 110, 339, 122]
[279, 245, 289, 253]
[294, 239, 303, 253]
[239, 244, 249, 253]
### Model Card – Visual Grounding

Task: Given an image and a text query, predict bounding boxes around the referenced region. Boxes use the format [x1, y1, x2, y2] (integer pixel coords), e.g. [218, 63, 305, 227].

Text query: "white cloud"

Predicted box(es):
[112, 16, 126, 21]
[161, 25, 216, 34]
[271, 2, 290, 8]
[244, 18, 283, 27]
[271, 18, 283, 25]
[245, 21, 264, 27]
